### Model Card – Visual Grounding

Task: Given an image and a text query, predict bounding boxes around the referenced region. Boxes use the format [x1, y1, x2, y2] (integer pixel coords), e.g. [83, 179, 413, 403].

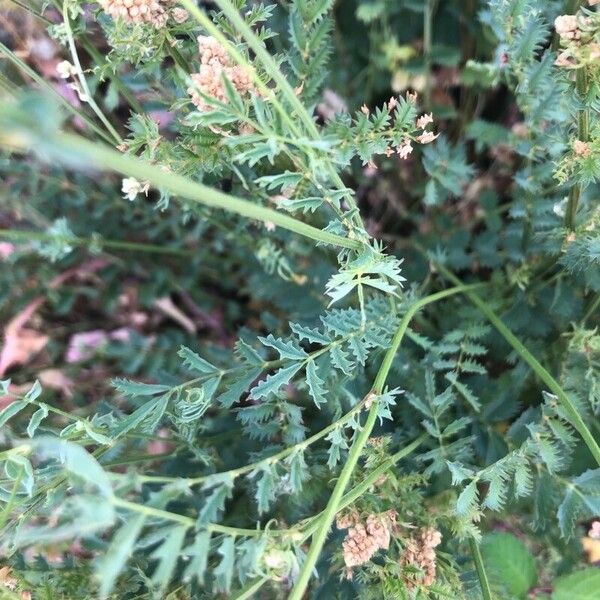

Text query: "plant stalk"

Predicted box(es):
[469, 536, 493, 600]
[565, 67, 589, 230]
[4, 129, 363, 252]
[437, 264, 600, 466]
[289, 283, 484, 600]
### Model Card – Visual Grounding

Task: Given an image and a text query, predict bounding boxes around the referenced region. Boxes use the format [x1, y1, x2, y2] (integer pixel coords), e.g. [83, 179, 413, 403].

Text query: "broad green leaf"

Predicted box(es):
[552, 568, 600, 600]
[481, 532, 537, 599]
[32, 437, 112, 496]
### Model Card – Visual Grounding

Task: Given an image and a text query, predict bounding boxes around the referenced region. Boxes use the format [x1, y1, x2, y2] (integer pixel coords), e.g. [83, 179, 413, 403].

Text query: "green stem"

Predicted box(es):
[79, 36, 144, 115]
[135, 396, 369, 486]
[0, 42, 115, 145]
[423, 0, 435, 109]
[583, 292, 600, 325]
[180, 0, 365, 232]
[0, 228, 192, 256]
[437, 264, 600, 466]
[565, 67, 589, 230]
[469, 536, 493, 600]
[62, 0, 123, 144]
[289, 284, 483, 600]
[300, 433, 427, 540]
[231, 577, 269, 600]
[5, 129, 362, 251]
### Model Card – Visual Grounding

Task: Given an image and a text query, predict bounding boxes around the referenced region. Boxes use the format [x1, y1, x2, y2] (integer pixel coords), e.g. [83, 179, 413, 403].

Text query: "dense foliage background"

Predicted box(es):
[0, 0, 599, 598]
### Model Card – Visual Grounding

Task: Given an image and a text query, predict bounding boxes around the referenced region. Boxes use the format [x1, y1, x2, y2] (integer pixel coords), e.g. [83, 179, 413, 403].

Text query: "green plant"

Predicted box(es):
[0, 0, 599, 598]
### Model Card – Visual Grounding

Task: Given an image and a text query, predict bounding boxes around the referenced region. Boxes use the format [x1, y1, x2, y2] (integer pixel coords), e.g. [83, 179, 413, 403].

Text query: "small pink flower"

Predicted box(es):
[0, 242, 15, 260]
[397, 140, 413, 159]
[416, 131, 439, 144]
[416, 113, 434, 129]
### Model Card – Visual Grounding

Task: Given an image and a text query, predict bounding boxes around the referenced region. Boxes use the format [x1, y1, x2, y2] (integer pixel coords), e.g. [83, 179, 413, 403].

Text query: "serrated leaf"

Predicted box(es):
[214, 536, 235, 593]
[150, 525, 187, 591]
[329, 344, 354, 375]
[178, 346, 218, 374]
[113, 379, 171, 397]
[290, 322, 330, 345]
[97, 513, 146, 600]
[250, 362, 304, 399]
[259, 334, 308, 360]
[456, 480, 479, 516]
[197, 481, 233, 526]
[217, 368, 262, 408]
[0, 400, 28, 428]
[183, 530, 211, 584]
[254, 465, 276, 514]
[306, 359, 327, 407]
[27, 405, 48, 437]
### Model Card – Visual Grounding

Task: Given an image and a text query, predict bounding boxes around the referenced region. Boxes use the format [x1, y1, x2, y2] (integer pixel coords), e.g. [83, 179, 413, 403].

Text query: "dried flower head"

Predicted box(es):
[98, 0, 169, 27]
[122, 177, 144, 201]
[56, 60, 75, 79]
[400, 527, 442, 588]
[342, 523, 380, 567]
[397, 139, 413, 159]
[555, 15, 579, 40]
[573, 139, 592, 157]
[554, 50, 576, 68]
[416, 131, 439, 144]
[336, 511, 359, 530]
[416, 113, 434, 129]
[171, 7, 188, 23]
[341, 512, 396, 568]
[188, 36, 254, 111]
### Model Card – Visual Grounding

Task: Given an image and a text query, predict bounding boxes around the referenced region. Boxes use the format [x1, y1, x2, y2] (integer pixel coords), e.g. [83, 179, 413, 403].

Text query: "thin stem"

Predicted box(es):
[289, 284, 482, 600]
[437, 264, 600, 466]
[423, 0, 434, 109]
[0, 228, 193, 256]
[135, 396, 369, 485]
[62, 1, 123, 144]
[0, 42, 115, 145]
[469, 537, 493, 600]
[180, 0, 365, 232]
[231, 577, 269, 600]
[565, 67, 589, 230]
[583, 292, 600, 325]
[300, 433, 427, 540]
[5, 128, 362, 251]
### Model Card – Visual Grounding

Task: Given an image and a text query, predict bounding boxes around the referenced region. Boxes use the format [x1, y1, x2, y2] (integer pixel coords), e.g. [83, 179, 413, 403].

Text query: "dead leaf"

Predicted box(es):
[38, 369, 74, 398]
[153, 296, 196, 334]
[0, 297, 49, 377]
[0, 259, 109, 377]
